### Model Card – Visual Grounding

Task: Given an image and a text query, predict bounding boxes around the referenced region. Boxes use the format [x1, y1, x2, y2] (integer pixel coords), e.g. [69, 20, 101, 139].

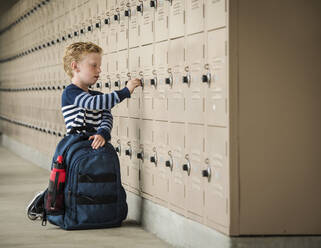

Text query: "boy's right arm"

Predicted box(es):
[68, 87, 131, 111]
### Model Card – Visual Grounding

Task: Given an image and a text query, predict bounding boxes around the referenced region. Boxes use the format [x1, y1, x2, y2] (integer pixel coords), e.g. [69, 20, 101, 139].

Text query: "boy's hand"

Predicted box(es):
[89, 134, 105, 149]
[126, 78, 142, 94]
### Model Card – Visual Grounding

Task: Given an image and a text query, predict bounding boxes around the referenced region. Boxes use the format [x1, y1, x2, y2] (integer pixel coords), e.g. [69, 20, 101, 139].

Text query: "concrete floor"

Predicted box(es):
[0, 146, 173, 248]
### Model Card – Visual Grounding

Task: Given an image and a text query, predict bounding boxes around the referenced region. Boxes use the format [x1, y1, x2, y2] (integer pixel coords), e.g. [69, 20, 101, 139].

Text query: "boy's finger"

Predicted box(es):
[88, 135, 94, 140]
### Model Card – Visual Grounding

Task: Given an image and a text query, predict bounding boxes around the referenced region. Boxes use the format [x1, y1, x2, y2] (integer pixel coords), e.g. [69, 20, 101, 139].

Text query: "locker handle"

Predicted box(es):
[136, 4, 143, 14]
[150, 78, 157, 87]
[51, 40, 55, 45]
[87, 26, 92, 32]
[150, 0, 157, 8]
[104, 18, 110, 25]
[124, 9, 131, 17]
[165, 76, 173, 87]
[96, 83, 101, 88]
[80, 29, 84, 34]
[68, 34, 72, 39]
[182, 74, 191, 87]
[96, 22, 100, 28]
[74, 31, 78, 36]
[182, 155, 191, 176]
[125, 148, 132, 158]
[202, 73, 211, 85]
[114, 14, 120, 21]
[137, 151, 144, 161]
[105, 82, 111, 89]
[202, 167, 212, 182]
[56, 38, 60, 43]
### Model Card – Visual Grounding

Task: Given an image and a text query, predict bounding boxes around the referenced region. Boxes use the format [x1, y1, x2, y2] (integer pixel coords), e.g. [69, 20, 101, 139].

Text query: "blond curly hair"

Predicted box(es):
[63, 42, 103, 78]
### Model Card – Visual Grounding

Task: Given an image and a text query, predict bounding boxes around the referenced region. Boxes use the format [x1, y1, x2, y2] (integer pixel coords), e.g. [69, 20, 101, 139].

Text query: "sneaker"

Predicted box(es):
[26, 190, 46, 221]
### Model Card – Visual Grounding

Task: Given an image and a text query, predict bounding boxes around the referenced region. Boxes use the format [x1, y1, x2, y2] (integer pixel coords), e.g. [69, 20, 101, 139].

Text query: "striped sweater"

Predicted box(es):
[61, 83, 131, 141]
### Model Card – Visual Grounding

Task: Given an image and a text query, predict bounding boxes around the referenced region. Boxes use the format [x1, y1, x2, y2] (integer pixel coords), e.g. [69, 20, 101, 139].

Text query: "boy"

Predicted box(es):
[62, 42, 141, 149]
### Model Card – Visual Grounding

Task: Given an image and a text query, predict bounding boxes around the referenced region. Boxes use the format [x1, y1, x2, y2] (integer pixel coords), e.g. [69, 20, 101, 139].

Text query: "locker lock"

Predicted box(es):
[125, 142, 132, 158]
[202, 72, 211, 85]
[88, 25, 92, 31]
[182, 154, 191, 176]
[74, 31, 78, 36]
[105, 81, 111, 89]
[114, 13, 120, 21]
[202, 158, 212, 182]
[165, 151, 174, 171]
[56, 38, 60, 43]
[96, 83, 101, 88]
[137, 151, 144, 161]
[115, 140, 121, 155]
[62, 36, 66, 41]
[150, 78, 157, 87]
[182, 74, 191, 87]
[202, 167, 212, 182]
[89, 85, 92, 89]
[150, 0, 157, 8]
[114, 80, 121, 88]
[136, 4, 143, 14]
[124, 9, 131, 17]
[165, 75, 173, 87]
[104, 18, 110, 25]
[80, 28, 84, 34]
[150, 148, 158, 166]
[67, 34, 72, 39]
[95, 22, 100, 28]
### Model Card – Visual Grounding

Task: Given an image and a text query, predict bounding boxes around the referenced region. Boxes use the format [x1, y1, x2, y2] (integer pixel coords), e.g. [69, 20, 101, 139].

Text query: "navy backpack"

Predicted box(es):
[27, 127, 128, 230]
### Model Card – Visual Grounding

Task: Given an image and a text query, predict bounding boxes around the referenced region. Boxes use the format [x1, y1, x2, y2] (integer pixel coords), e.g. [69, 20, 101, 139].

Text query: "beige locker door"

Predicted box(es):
[205, 0, 226, 30]
[168, 37, 185, 122]
[129, 0, 140, 48]
[154, 41, 168, 121]
[110, 116, 119, 146]
[99, 20, 109, 52]
[140, 120, 154, 195]
[108, 53, 119, 115]
[185, 124, 205, 218]
[140, 0, 154, 45]
[204, 126, 229, 227]
[186, 0, 204, 35]
[117, 50, 129, 117]
[206, 28, 227, 127]
[108, 0, 117, 12]
[169, 0, 185, 39]
[186, 32, 205, 125]
[168, 122, 186, 211]
[127, 118, 141, 191]
[118, 3, 129, 51]
[100, 54, 108, 94]
[128, 47, 141, 118]
[108, 13, 118, 52]
[140, 44, 154, 119]
[119, 117, 130, 185]
[153, 121, 169, 203]
[154, 0, 169, 42]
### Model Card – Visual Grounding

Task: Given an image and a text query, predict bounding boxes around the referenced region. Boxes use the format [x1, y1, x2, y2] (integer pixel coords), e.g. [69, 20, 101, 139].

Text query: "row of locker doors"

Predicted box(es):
[111, 118, 229, 227]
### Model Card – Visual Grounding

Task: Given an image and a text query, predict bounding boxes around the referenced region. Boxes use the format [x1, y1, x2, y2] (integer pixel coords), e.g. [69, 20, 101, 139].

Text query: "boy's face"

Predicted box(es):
[74, 52, 102, 86]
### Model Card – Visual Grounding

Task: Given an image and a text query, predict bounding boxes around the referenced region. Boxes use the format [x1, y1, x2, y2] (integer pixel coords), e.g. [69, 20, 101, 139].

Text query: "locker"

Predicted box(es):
[118, 0, 129, 51]
[140, 44, 154, 119]
[111, 116, 119, 145]
[117, 50, 129, 117]
[169, 0, 185, 39]
[140, 0, 154, 45]
[154, 41, 169, 121]
[140, 120, 154, 196]
[127, 118, 141, 191]
[99, 19, 109, 52]
[108, 0, 118, 12]
[168, 37, 185, 122]
[128, 47, 141, 118]
[206, 28, 227, 127]
[108, 14, 118, 52]
[168, 122, 186, 211]
[204, 126, 228, 227]
[119, 117, 130, 185]
[205, 0, 226, 30]
[154, 0, 169, 42]
[185, 124, 205, 217]
[128, 0, 140, 48]
[185, 33, 205, 124]
[153, 121, 170, 203]
[98, 0, 108, 17]
[186, 0, 204, 35]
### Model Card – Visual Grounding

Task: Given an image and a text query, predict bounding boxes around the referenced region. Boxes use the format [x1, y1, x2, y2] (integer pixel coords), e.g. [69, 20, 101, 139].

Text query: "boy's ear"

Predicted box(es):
[71, 61, 79, 72]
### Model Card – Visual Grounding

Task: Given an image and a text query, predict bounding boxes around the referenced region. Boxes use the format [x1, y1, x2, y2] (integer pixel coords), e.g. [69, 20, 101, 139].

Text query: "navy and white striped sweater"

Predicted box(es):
[61, 83, 130, 141]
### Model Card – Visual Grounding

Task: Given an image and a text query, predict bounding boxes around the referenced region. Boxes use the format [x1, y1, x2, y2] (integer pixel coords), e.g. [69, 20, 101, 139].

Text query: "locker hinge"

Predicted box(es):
[183, 10, 185, 24]
[203, 191, 205, 206]
[139, 169, 141, 181]
[225, 0, 227, 12]
[225, 41, 227, 56]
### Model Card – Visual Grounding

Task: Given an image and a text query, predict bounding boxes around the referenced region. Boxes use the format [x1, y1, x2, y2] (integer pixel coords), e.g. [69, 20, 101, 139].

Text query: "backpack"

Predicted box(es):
[27, 128, 128, 230]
